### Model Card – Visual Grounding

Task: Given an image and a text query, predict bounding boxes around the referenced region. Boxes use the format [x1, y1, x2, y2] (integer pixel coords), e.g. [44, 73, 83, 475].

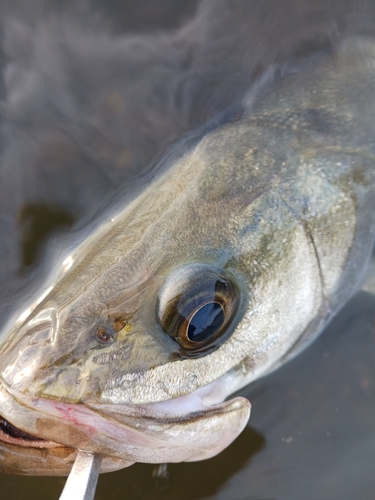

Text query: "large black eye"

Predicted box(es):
[157, 264, 240, 356]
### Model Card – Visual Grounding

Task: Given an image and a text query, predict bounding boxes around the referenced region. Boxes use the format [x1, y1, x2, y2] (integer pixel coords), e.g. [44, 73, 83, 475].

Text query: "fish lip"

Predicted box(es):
[0, 379, 251, 461]
[0, 415, 63, 449]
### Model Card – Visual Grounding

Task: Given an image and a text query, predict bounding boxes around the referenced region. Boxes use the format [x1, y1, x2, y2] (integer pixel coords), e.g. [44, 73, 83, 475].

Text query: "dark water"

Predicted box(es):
[1, 1, 375, 499]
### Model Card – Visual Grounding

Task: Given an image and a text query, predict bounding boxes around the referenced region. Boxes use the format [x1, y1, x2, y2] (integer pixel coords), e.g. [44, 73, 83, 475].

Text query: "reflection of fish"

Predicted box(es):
[0, 37, 375, 475]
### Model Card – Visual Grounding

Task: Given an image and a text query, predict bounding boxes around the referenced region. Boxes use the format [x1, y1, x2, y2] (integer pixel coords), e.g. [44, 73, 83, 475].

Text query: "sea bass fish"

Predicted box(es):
[0, 38, 375, 475]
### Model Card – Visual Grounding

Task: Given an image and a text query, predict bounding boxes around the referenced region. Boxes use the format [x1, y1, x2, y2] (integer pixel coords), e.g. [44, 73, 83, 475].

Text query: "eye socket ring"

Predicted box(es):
[156, 264, 240, 356]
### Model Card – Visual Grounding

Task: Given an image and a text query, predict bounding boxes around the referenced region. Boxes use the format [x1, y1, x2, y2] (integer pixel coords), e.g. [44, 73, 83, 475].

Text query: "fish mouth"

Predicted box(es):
[0, 415, 61, 449]
[0, 378, 251, 467]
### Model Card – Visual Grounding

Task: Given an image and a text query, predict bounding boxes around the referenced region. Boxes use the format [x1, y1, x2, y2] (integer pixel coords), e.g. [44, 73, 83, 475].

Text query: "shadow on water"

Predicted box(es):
[95, 426, 265, 500]
[19, 204, 75, 270]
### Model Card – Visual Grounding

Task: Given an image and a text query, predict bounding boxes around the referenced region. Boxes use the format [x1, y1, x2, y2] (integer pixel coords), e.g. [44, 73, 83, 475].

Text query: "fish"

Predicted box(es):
[0, 37, 375, 476]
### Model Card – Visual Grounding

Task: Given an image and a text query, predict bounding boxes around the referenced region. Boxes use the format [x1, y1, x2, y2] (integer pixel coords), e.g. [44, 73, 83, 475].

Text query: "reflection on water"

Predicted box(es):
[1, 0, 375, 498]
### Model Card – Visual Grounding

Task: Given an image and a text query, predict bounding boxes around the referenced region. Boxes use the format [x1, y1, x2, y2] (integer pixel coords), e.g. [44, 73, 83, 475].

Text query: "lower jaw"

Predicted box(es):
[0, 378, 250, 475]
[0, 413, 134, 476]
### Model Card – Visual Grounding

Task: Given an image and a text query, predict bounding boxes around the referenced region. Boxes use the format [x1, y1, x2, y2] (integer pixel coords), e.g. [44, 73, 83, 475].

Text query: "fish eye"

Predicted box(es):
[157, 264, 240, 356]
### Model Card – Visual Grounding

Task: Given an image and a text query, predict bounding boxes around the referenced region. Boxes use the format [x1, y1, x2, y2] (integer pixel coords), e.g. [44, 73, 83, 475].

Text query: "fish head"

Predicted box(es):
[0, 116, 327, 474]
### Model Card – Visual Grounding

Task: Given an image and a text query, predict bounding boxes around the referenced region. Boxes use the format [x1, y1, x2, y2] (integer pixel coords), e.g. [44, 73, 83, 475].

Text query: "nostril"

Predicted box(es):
[96, 327, 113, 344]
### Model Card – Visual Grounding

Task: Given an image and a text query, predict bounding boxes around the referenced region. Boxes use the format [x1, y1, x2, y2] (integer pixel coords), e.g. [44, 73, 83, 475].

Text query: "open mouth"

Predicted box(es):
[0, 415, 62, 449]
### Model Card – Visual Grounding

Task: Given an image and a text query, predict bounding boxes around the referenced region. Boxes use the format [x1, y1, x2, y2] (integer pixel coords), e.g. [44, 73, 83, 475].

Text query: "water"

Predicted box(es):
[1, 1, 375, 498]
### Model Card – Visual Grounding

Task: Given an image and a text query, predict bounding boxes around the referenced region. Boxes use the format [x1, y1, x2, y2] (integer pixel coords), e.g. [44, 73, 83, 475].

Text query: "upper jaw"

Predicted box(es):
[0, 378, 251, 467]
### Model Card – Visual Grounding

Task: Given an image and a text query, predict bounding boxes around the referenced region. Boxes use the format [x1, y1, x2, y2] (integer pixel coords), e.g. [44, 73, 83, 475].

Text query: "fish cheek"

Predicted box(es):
[37, 331, 177, 403]
[220, 192, 324, 382]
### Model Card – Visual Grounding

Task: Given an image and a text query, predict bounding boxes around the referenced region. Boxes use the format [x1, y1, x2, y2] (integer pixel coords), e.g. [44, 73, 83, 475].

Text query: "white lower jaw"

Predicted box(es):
[0, 375, 251, 464]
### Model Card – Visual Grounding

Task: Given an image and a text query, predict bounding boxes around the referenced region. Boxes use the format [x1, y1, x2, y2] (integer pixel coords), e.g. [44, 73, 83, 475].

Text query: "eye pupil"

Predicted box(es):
[187, 302, 225, 343]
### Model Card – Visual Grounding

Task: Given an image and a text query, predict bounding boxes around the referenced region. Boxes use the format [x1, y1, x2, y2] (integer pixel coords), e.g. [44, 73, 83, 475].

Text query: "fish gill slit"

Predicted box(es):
[301, 219, 326, 302]
[279, 196, 326, 302]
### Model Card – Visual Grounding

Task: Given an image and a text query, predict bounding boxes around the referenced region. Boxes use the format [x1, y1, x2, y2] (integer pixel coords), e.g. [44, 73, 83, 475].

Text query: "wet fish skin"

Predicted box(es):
[0, 38, 375, 473]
